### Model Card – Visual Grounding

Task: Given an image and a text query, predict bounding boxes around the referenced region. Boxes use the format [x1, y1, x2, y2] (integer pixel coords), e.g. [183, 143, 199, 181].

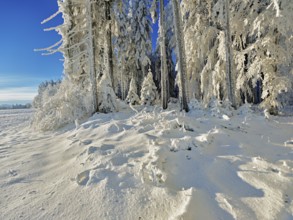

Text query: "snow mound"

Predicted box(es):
[32, 78, 93, 131]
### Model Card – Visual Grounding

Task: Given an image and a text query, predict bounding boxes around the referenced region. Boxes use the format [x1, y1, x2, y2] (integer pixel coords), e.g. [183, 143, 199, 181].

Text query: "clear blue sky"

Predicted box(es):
[0, 0, 63, 104]
[0, 1, 160, 105]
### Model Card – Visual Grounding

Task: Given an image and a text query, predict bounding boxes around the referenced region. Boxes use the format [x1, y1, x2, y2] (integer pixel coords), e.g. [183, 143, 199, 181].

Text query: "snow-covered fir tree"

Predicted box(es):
[140, 68, 157, 105]
[230, 0, 293, 112]
[97, 72, 118, 113]
[114, 0, 130, 100]
[125, 78, 140, 105]
[183, 0, 217, 104]
[131, 0, 152, 86]
[182, 0, 293, 111]
[33, 0, 119, 130]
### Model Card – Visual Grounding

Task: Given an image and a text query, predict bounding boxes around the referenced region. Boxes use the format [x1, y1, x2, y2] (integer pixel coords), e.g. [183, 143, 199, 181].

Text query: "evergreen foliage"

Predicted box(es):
[140, 69, 158, 105]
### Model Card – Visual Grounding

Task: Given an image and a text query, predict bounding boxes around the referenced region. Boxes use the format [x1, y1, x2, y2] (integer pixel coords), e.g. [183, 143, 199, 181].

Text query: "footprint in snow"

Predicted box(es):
[87, 146, 98, 155]
[76, 170, 90, 186]
[110, 156, 128, 166]
[284, 194, 290, 204]
[127, 151, 146, 159]
[99, 144, 115, 156]
[81, 140, 93, 146]
[100, 144, 115, 151]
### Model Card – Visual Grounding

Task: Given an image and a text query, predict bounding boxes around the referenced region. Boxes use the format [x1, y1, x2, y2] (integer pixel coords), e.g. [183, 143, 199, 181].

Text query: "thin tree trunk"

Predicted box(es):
[160, 0, 168, 109]
[105, 0, 114, 88]
[120, 67, 124, 100]
[86, 0, 98, 112]
[65, 0, 74, 77]
[171, 0, 189, 112]
[224, 0, 236, 108]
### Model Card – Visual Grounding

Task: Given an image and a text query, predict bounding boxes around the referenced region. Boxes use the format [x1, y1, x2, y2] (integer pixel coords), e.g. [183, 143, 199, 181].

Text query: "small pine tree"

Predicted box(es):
[140, 68, 157, 105]
[97, 72, 118, 113]
[125, 78, 140, 105]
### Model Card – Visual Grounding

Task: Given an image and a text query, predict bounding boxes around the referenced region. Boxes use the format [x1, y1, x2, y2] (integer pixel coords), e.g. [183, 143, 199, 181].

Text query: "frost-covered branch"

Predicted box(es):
[41, 10, 61, 25]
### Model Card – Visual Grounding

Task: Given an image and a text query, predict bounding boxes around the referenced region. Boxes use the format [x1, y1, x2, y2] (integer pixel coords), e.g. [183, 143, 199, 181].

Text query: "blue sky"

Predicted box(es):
[0, 0, 63, 104]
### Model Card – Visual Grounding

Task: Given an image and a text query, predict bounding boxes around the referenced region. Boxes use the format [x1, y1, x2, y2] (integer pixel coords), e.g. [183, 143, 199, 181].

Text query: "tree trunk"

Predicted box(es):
[105, 0, 114, 88]
[160, 0, 168, 109]
[86, 0, 98, 112]
[224, 0, 236, 108]
[171, 0, 189, 112]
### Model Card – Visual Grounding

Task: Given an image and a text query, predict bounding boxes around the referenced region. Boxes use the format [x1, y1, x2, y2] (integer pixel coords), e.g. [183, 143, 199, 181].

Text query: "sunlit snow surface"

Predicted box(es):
[0, 105, 293, 220]
[0, 109, 33, 130]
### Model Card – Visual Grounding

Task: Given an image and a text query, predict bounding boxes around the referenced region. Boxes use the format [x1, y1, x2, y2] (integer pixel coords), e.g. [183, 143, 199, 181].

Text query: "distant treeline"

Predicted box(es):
[0, 103, 32, 110]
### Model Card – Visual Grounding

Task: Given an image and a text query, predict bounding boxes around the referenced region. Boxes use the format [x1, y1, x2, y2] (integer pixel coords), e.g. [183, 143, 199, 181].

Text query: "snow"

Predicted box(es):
[1, 105, 293, 219]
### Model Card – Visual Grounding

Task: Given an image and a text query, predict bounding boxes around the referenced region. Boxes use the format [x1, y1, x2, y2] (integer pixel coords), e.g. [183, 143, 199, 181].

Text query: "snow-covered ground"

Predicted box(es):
[0, 103, 293, 220]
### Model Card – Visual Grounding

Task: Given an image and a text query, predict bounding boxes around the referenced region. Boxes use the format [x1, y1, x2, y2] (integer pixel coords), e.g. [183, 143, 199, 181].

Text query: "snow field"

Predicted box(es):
[0, 105, 293, 219]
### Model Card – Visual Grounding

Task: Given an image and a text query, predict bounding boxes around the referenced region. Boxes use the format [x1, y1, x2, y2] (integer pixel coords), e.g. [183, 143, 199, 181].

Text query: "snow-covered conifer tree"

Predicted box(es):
[231, 0, 293, 112]
[125, 78, 140, 105]
[114, 0, 132, 100]
[131, 0, 152, 85]
[140, 68, 157, 105]
[97, 72, 118, 113]
[33, 0, 119, 129]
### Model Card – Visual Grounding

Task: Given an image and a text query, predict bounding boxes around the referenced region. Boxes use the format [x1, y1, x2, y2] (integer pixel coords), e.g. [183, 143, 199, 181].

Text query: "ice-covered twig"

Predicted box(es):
[41, 10, 61, 25]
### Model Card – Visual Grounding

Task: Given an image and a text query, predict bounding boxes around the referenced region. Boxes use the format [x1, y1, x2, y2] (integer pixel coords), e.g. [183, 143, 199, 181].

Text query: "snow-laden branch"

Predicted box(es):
[68, 27, 88, 38]
[272, 0, 281, 17]
[41, 10, 61, 25]
[41, 49, 61, 56]
[267, 0, 282, 17]
[44, 25, 63, 32]
[34, 39, 63, 52]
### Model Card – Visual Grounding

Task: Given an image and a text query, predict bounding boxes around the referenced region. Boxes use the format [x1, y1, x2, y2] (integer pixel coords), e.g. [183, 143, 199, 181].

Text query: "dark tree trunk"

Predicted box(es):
[105, 0, 114, 87]
[224, 0, 236, 108]
[160, 0, 169, 109]
[171, 0, 189, 112]
[87, 0, 98, 112]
